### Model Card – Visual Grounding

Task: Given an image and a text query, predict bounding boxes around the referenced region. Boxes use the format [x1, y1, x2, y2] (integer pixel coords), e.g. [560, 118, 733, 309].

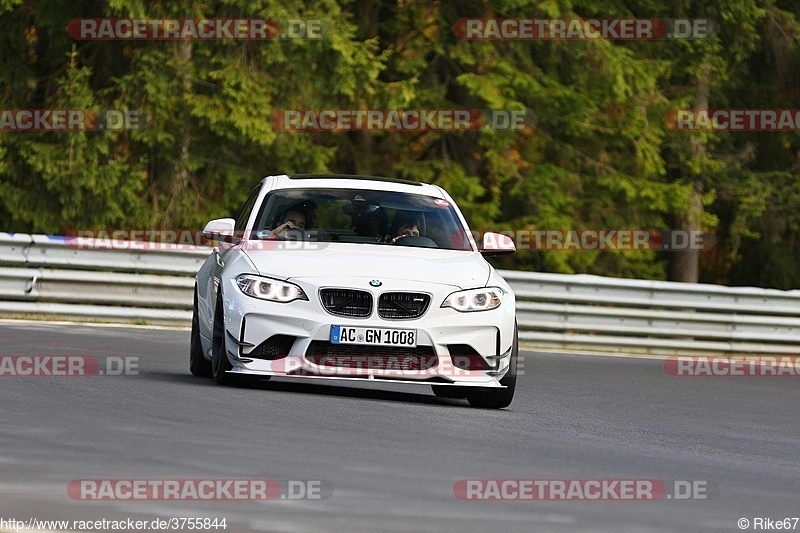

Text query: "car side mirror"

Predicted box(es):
[202, 218, 236, 242]
[480, 232, 516, 256]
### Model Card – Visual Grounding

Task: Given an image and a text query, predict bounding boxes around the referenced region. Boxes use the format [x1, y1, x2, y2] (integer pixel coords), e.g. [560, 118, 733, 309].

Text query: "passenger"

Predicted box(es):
[386, 211, 421, 243]
[265, 200, 317, 240]
[271, 209, 307, 239]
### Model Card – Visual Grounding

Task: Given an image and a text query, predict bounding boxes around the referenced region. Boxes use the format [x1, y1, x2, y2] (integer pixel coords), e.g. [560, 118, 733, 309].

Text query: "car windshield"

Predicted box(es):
[252, 188, 473, 251]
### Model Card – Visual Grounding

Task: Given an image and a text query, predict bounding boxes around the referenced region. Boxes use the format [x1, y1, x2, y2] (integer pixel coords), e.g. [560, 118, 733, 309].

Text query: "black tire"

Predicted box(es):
[467, 323, 518, 409]
[189, 287, 213, 377]
[211, 289, 236, 386]
[431, 385, 468, 399]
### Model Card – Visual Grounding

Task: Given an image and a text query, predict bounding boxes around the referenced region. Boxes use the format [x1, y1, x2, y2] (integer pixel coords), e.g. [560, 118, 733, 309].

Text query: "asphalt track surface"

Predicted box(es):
[0, 321, 798, 533]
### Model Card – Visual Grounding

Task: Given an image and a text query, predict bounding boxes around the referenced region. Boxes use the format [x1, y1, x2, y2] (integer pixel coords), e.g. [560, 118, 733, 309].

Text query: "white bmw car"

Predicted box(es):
[190, 174, 519, 408]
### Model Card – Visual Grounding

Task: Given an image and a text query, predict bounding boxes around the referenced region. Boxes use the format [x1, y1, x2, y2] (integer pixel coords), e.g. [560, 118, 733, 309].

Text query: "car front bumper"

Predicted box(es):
[219, 276, 516, 386]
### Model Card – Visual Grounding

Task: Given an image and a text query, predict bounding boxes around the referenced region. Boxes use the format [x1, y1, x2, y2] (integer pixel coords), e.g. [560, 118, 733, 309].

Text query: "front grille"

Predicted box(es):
[378, 292, 431, 319]
[319, 289, 373, 317]
[250, 335, 295, 360]
[305, 341, 437, 370]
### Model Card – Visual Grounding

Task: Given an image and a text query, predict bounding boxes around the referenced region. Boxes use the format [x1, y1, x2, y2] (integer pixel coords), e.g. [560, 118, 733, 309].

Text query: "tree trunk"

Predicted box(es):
[670, 183, 703, 282]
[162, 40, 193, 229]
[670, 59, 711, 283]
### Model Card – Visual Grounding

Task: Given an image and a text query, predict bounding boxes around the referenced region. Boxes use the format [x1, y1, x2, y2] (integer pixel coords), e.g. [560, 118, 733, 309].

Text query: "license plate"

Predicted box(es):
[330, 326, 417, 348]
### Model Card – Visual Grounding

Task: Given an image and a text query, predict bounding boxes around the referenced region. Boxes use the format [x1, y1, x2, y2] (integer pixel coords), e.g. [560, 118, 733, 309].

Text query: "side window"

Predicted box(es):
[234, 185, 262, 238]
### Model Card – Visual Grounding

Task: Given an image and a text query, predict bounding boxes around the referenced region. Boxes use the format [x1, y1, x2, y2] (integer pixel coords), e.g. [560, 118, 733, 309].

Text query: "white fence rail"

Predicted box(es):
[2, 233, 799, 356]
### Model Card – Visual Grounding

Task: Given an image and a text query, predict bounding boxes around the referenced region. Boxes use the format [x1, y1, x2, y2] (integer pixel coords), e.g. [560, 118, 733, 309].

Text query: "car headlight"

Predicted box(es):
[235, 274, 308, 303]
[441, 287, 503, 312]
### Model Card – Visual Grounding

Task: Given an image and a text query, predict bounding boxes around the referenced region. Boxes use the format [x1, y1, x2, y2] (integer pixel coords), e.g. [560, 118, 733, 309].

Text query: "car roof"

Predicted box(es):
[262, 174, 445, 197]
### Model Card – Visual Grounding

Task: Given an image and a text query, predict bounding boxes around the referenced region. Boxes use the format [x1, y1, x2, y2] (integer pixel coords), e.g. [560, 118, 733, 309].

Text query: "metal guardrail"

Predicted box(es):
[0, 234, 204, 325]
[0, 234, 208, 275]
[1, 233, 799, 356]
[503, 271, 800, 355]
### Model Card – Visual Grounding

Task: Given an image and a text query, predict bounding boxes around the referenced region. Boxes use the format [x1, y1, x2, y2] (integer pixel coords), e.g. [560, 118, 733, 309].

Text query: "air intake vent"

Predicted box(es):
[250, 335, 295, 360]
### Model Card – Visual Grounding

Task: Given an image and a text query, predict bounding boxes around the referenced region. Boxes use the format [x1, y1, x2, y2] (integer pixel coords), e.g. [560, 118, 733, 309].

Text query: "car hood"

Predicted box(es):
[242, 242, 490, 290]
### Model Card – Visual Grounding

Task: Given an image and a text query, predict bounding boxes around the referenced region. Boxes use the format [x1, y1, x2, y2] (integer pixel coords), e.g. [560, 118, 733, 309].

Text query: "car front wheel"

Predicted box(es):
[190, 287, 212, 377]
